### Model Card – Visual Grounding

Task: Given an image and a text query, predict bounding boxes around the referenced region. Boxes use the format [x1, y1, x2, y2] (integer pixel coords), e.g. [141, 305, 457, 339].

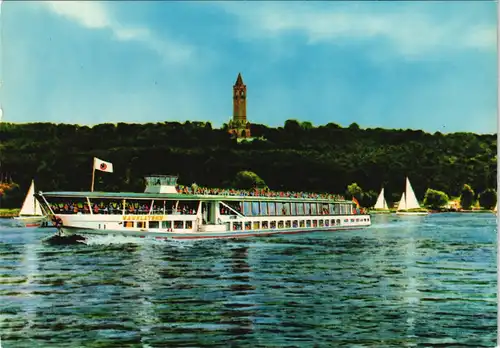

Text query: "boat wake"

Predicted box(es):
[43, 233, 199, 248]
[43, 233, 87, 245]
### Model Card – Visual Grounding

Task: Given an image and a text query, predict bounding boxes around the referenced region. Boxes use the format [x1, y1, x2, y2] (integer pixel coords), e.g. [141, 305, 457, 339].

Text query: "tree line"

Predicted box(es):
[0, 120, 496, 209]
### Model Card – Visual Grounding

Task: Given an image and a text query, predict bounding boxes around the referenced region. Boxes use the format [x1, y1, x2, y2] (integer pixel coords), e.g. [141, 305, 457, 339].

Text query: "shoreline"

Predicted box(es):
[0, 209, 20, 218]
[369, 210, 494, 215]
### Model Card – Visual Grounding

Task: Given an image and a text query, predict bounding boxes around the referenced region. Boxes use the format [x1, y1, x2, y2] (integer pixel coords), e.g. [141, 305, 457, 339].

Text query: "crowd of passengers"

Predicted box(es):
[49, 202, 197, 215]
[175, 185, 345, 200]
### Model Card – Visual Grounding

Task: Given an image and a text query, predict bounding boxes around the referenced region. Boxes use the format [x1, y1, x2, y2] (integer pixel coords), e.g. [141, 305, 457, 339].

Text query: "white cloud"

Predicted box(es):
[463, 25, 497, 50]
[216, 2, 497, 59]
[40, 1, 194, 64]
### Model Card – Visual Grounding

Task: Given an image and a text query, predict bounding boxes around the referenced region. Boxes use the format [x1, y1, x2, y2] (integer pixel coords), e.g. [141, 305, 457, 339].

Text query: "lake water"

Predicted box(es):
[0, 213, 497, 347]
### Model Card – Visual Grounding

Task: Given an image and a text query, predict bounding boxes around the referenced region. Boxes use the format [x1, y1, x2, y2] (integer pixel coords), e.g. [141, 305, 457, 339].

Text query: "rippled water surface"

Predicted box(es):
[0, 213, 497, 347]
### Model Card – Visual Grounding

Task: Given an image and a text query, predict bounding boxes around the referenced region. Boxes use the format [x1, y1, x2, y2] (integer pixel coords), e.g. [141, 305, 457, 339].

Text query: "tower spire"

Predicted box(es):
[235, 73, 244, 86]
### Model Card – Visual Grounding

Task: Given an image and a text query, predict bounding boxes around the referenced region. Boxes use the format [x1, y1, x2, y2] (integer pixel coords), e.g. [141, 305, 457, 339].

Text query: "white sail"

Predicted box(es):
[374, 188, 388, 209]
[405, 177, 421, 210]
[398, 192, 406, 211]
[19, 180, 43, 216]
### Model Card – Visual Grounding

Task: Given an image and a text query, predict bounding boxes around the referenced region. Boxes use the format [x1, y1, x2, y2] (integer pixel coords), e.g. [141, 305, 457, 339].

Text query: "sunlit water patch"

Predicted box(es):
[0, 213, 496, 347]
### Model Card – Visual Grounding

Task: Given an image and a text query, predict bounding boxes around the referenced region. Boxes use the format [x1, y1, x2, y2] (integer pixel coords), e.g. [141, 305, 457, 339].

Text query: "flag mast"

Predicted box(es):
[91, 157, 96, 192]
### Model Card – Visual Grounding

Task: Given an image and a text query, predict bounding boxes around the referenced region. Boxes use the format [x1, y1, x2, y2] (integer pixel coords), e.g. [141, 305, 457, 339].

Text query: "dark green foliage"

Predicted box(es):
[460, 184, 475, 210]
[232, 171, 267, 190]
[361, 190, 378, 208]
[347, 183, 363, 201]
[478, 189, 497, 209]
[423, 189, 449, 209]
[0, 121, 496, 208]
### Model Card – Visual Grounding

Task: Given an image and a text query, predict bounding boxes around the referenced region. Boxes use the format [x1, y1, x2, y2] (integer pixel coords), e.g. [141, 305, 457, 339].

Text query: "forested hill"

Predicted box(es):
[0, 120, 496, 208]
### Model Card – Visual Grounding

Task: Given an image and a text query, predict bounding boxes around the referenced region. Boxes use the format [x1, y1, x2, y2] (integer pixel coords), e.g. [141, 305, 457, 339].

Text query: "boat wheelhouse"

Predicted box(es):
[35, 175, 371, 240]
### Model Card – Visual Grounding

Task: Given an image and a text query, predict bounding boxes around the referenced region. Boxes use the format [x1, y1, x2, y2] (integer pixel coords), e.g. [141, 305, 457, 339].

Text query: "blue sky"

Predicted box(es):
[1, 1, 497, 133]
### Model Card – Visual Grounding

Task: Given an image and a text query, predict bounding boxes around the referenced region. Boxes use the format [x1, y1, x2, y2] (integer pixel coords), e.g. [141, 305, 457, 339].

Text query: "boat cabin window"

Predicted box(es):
[268, 203, 276, 216]
[125, 200, 151, 215]
[245, 222, 251, 230]
[325, 220, 330, 227]
[299, 220, 305, 228]
[174, 221, 184, 229]
[151, 201, 167, 214]
[319, 220, 324, 227]
[329, 204, 335, 215]
[221, 201, 242, 215]
[282, 203, 290, 216]
[285, 221, 291, 228]
[297, 203, 304, 215]
[137, 221, 146, 229]
[306, 220, 311, 228]
[278, 221, 284, 229]
[260, 202, 268, 216]
[233, 222, 242, 231]
[251, 202, 259, 215]
[149, 221, 160, 229]
[243, 202, 252, 216]
[270, 221, 276, 229]
[276, 202, 283, 216]
[146, 175, 177, 187]
[253, 222, 260, 230]
[176, 200, 198, 215]
[304, 204, 311, 215]
[124, 221, 134, 228]
[292, 220, 298, 228]
[321, 204, 329, 215]
[87, 198, 124, 215]
[311, 204, 317, 215]
[262, 221, 269, 229]
[46, 196, 92, 215]
[186, 221, 193, 229]
[162, 221, 172, 229]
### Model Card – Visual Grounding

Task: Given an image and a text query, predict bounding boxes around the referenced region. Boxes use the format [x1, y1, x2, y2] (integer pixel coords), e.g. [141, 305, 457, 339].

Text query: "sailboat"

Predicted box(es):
[372, 187, 390, 213]
[396, 177, 428, 216]
[13, 180, 47, 227]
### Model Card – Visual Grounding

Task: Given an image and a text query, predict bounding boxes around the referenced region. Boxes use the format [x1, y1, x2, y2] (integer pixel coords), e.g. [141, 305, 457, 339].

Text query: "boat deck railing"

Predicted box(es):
[175, 185, 345, 201]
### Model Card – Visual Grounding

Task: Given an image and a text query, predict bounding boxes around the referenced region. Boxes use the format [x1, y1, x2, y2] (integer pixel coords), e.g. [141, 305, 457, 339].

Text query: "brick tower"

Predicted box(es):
[228, 73, 251, 139]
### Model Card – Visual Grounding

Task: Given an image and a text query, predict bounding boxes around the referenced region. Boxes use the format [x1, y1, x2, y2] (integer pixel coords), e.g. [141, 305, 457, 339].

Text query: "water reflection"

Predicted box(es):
[220, 245, 256, 338]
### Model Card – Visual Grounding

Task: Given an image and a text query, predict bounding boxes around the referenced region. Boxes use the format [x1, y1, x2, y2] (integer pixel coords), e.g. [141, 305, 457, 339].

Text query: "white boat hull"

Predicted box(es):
[13, 215, 48, 227]
[58, 224, 368, 240]
[395, 211, 428, 216]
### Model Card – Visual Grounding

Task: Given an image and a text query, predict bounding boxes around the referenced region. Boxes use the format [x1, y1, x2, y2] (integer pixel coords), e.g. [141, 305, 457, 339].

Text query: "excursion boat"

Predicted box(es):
[34, 175, 371, 240]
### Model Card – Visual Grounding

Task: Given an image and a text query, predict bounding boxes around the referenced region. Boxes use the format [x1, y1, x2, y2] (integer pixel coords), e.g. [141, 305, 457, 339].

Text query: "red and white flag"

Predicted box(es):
[94, 157, 113, 173]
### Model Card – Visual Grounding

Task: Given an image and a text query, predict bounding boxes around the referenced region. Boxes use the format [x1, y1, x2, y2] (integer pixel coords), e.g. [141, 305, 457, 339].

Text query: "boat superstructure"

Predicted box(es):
[34, 175, 371, 240]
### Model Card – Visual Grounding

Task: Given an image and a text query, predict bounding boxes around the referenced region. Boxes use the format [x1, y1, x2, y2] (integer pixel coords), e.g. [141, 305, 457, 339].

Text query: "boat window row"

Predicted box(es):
[123, 220, 194, 230]
[230, 216, 370, 231]
[46, 197, 199, 215]
[119, 216, 370, 231]
[220, 201, 354, 217]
